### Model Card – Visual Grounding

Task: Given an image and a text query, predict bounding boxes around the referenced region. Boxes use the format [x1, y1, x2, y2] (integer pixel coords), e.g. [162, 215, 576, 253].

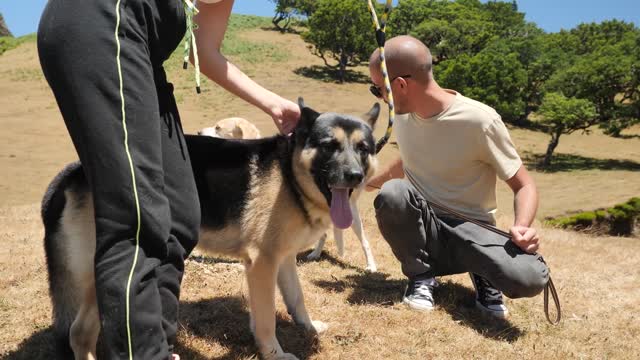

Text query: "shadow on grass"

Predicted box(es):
[313, 271, 405, 307]
[259, 25, 304, 35]
[313, 272, 524, 343]
[3, 297, 318, 360]
[434, 280, 524, 343]
[293, 65, 370, 84]
[297, 249, 365, 273]
[176, 296, 320, 360]
[523, 152, 640, 173]
[2, 327, 57, 360]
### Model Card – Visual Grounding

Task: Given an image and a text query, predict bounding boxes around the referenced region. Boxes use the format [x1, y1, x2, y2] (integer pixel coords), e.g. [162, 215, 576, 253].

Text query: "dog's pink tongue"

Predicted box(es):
[330, 188, 352, 229]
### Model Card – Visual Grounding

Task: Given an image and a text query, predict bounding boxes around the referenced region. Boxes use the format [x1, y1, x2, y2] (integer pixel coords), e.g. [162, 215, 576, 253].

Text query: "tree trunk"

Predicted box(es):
[542, 130, 562, 167]
[272, 12, 290, 33]
[338, 51, 347, 83]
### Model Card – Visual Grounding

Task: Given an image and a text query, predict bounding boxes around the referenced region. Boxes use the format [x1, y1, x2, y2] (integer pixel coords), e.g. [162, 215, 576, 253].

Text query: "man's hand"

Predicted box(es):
[510, 225, 540, 254]
[270, 97, 301, 135]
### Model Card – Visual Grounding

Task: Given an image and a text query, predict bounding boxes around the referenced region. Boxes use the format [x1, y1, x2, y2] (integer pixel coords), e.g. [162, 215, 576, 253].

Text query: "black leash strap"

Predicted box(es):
[426, 200, 562, 325]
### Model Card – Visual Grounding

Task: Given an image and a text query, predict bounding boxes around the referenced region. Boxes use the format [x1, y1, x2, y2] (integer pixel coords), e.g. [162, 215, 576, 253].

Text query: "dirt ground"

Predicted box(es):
[1, 22, 640, 359]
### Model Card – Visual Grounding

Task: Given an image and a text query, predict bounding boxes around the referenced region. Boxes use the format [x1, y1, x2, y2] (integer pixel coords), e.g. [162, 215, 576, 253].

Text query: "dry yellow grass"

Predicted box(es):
[2, 20, 640, 359]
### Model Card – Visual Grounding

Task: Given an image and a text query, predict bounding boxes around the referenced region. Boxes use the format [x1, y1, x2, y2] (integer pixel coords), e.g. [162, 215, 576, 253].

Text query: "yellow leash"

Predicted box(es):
[366, 0, 394, 154]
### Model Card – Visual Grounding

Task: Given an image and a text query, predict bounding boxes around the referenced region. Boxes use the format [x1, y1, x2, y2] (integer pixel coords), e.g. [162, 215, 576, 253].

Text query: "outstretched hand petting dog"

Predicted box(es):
[268, 96, 301, 135]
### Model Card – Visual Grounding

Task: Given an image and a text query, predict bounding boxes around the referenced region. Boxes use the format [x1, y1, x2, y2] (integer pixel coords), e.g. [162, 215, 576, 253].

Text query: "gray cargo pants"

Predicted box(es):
[374, 179, 548, 298]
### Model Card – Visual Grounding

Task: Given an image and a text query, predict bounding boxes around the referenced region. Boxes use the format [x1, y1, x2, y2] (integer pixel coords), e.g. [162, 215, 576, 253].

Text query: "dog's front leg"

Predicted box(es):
[332, 227, 345, 257]
[246, 256, 294, 360]
[277, 255, 328, 334]
[350, 201, 377, 272]
[306, 233, 326, 261]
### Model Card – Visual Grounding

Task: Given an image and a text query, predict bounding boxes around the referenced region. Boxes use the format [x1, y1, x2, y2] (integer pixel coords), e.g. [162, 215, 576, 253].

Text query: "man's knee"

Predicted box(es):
[374, 179, 414, 218]
[500, 258, 549, 298]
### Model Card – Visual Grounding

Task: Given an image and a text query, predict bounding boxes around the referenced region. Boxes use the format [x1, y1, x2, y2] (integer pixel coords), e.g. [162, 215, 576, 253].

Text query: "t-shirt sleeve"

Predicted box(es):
[480, 117, 522, 180]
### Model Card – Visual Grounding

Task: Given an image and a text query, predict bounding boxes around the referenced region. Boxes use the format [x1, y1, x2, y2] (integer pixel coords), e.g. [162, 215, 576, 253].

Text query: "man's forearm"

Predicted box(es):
[513, 183, 538, 227]
[367, 157, 404, 189]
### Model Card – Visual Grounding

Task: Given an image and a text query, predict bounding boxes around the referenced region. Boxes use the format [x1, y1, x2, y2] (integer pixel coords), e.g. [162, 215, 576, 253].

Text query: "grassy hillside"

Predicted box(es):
[1, 15, 639, 359]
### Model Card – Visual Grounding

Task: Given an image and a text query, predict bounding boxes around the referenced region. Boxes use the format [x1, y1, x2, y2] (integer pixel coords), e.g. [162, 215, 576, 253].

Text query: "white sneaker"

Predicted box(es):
[402, 277, 437, 311]
[469, 273, 509, 318]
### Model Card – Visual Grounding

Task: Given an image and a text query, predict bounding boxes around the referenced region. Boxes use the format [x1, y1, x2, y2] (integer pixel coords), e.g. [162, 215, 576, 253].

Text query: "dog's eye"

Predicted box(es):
[356, 142, 370, 153]
[319, 140, 339, 151]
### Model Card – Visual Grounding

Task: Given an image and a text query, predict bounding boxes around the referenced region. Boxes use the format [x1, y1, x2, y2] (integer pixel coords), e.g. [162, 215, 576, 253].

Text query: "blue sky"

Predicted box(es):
[1, 0, 638, 37]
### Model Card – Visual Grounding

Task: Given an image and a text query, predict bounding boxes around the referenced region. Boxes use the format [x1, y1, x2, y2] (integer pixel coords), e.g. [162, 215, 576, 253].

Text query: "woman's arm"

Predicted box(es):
[193, 0, 299, 134]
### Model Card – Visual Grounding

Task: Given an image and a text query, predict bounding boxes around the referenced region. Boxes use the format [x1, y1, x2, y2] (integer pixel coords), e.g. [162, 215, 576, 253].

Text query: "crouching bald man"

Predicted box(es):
[367, 35, 548, 318]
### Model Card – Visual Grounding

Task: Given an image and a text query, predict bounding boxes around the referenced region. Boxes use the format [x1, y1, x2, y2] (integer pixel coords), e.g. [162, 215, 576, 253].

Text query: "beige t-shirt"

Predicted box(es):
[395, 90, 522, 224]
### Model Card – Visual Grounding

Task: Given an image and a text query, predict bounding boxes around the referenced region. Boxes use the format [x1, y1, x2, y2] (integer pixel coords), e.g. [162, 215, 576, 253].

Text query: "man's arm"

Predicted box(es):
[366, 156, 405, 191]
[505, 165, 540, 254]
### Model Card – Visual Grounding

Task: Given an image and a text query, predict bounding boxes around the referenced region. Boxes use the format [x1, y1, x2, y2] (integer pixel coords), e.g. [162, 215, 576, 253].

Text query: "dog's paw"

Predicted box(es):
[309, 320, 328, 334]
[306, 251, 321, 261]
[365, 264, 378, 273]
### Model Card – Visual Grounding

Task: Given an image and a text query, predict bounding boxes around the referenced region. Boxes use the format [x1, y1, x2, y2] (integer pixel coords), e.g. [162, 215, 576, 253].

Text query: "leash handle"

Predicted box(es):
[367, 0, 394, 154]
[541, 259, 562, 325]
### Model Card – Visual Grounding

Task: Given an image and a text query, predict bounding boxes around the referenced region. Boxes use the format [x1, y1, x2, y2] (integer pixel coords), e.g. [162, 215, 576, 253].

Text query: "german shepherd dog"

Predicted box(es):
[41, 99, 380, 360]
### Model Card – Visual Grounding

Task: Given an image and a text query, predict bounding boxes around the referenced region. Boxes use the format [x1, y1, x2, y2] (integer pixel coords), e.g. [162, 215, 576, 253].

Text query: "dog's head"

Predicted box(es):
[293, 98, 380, 229]
[198, 117, 261, 140]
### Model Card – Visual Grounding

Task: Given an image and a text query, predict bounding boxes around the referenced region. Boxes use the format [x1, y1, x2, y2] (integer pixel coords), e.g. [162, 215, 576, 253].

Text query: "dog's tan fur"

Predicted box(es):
[198, 117, 262, 139]
[43, 103, 380, 360]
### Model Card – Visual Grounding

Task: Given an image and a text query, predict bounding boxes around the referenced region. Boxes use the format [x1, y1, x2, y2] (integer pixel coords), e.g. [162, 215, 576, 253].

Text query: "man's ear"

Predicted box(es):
[362, 103, 381, 129]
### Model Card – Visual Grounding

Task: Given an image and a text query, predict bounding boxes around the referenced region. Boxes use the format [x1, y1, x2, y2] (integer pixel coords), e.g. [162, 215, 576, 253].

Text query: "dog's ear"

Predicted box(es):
[362, 103, 381, 129]
[294, 99, 320, 140]
[297, 98, 320, 131]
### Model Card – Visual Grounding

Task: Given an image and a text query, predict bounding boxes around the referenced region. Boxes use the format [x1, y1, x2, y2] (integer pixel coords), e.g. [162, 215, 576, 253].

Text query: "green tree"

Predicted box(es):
[302, 0, 376, 82]
[436, 42, 528, 123]
[387, 0, 446, 39]
[546, 21, 640, 136]
[270, 0, 316, 33]
[506, 27, 575, 121]
[536, 92, 597, 166]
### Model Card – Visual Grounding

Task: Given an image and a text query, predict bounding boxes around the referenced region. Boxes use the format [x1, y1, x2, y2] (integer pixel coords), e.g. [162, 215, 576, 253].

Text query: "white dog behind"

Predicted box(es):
[198, 117, 261, 139]
[306, 196, 377, 272]
[199, 117, 377, 272]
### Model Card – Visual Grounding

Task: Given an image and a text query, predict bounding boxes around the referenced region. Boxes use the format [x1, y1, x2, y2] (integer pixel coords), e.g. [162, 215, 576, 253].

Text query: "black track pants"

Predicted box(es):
[38, 0, 200, 358]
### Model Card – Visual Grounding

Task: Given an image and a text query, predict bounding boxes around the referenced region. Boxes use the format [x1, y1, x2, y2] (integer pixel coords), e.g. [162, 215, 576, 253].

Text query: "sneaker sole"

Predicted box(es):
[402, 297, 434, 311]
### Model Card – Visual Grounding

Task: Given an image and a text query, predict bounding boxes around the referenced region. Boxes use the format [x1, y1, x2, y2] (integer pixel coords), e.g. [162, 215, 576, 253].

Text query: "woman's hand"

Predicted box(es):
[269, 97, 300, 135]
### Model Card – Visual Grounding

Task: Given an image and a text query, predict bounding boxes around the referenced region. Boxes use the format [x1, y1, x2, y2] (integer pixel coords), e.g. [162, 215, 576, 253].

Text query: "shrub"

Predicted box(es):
[546, 197, 639, 236]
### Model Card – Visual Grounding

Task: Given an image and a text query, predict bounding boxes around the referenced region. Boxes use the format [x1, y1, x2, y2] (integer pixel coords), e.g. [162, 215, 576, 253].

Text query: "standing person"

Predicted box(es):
[367, 35, 548, 318]
[37, 0, 299, 358]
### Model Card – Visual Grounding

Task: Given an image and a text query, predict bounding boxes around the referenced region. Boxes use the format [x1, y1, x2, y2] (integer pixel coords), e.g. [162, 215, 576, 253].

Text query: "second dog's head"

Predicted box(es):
[198, 117, 262, 139]
[293, 98, 379, 229]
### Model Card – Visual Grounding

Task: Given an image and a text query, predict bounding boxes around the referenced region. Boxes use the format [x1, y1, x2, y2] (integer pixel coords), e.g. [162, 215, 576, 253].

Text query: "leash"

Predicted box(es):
[368, 184, 562, 325]
[366, 0, 394, 154]
[183, 0, 202, 93]
[425, 200, 562, 325]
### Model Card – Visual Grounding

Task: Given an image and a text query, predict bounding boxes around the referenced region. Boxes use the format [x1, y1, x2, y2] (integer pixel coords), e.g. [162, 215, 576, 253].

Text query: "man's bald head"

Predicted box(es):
[369, 35, 433, 83]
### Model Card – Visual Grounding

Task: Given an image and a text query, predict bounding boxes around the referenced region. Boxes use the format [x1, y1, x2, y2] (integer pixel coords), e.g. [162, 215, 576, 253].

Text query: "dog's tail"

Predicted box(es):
[41, 161, 87, 357]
